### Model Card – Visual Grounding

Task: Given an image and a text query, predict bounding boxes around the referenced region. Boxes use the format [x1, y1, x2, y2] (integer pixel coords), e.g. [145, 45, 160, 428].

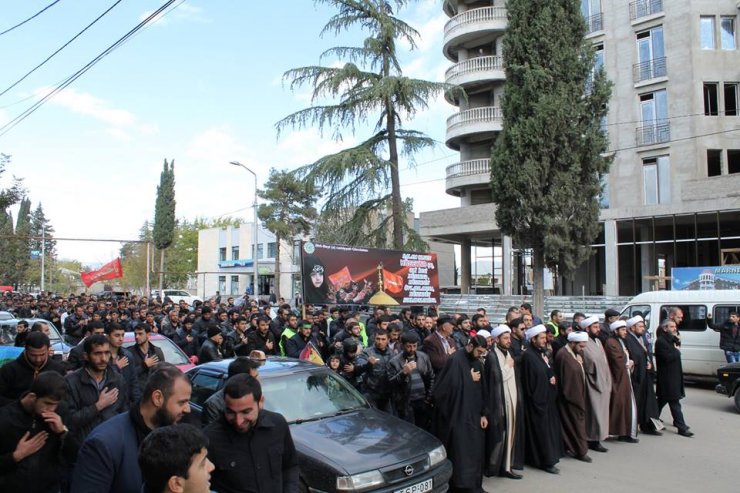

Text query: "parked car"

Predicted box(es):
[0, 318, 72, 366]
[716, 362, 740, 413]
[0, 311, 14, 321]
[620, 290, 738, 378]
[153, 289, 202, 307]
[122, 332, 195, 373]
[187, 357, 452, 493]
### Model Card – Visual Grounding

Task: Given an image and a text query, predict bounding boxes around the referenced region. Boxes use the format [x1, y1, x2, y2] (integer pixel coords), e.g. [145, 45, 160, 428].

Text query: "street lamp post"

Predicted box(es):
[230, 161, 259, 302]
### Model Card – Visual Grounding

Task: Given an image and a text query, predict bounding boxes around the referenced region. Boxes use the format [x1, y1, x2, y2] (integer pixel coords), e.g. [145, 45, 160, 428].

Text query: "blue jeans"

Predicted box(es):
[724, 351, 740, 363]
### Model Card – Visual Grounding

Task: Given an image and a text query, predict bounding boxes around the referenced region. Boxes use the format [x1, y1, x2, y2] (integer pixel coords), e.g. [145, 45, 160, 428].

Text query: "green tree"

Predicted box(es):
[257, 169, 319, 300]
[28, 203, 56, 289]
[0, 154, 24, 211]
[490, 0, 612, 314]
[0, 209, 14, 284]
[12, 197, 32, 289]
[120, 221, 153, 293]
[152, 159, 176, 293]
[277, 0, 456, 250]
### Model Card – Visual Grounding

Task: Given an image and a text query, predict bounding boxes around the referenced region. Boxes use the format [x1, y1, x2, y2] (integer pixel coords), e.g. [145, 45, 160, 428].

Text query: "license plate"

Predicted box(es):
[394, 478, 433, 493]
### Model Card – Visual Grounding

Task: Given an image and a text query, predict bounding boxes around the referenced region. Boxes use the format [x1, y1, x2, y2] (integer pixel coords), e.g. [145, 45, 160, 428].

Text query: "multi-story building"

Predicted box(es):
[421, 0, 740, 296]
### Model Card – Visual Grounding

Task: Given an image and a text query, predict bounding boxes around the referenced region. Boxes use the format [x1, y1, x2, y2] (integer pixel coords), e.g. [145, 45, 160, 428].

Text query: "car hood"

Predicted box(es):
[719, 362, 740, 372]
[289, 407, 440, 475]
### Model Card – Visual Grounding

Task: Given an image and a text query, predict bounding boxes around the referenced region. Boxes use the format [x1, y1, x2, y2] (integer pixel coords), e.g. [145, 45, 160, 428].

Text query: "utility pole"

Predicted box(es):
[40, 226, 45, 292]
[230, 161, 259, 301]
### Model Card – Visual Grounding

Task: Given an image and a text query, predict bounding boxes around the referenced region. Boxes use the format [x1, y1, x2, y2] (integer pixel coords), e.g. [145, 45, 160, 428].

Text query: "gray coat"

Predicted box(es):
[582, 336, 612, 442]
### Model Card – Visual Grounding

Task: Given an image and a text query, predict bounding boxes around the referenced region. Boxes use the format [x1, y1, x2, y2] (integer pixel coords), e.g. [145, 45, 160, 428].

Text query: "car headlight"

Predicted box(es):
[336, 470, 385, 492]
[428, 445, 447, 467]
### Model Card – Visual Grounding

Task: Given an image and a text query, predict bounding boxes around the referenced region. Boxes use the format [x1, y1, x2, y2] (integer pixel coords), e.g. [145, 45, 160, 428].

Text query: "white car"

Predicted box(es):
[156, 289, 202, 307]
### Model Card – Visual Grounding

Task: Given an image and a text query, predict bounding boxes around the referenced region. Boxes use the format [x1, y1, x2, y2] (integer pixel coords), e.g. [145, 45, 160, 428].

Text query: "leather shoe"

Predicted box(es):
[575, 454, 593, 463]
[543, 466, 560, 475]
[642, 429, 662, 436]
[618, 436, 639, 443]
[588, 442, 608, 453]
[678, 429, 694, 438]
[503, 471, 523, 480]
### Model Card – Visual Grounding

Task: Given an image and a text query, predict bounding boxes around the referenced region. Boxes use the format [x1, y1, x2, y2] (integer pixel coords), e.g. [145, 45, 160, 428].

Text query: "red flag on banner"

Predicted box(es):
[328, 266, 352, 289]
[81, 258, 123, 288]
[383, 269, 404, 294]
[299, 342, 324, 365]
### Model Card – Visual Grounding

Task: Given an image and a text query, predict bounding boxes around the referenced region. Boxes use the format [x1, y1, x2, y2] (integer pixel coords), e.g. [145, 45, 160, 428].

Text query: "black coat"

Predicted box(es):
[655, 332, 685, 401]
[198, 339, 223, 364]
[246, 330, 277, 356]
[205, 410, 299, 493]
[173, 327, 199, 357]
[128, 343, 165, 391]
[110, 348, 142, 407]
[285, 333, 318, 359]
[0, 353, 66, 407]
[624, 333, 660, 431]
[388, 350, 434, 419]
[709, 319, 740, 352]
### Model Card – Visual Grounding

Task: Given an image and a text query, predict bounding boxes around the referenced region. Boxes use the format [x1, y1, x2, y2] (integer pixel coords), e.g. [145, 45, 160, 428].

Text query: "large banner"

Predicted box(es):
[671, 266, 740, 290]
[81, 258, 123, 288]
[301, 242, 439, 306]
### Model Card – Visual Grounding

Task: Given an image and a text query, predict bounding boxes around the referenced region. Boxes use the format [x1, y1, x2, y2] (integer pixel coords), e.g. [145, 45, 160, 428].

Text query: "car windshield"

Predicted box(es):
[262, 370, 367, 424]
[0, 320, 63, 346]
[123, 338, 189, 365]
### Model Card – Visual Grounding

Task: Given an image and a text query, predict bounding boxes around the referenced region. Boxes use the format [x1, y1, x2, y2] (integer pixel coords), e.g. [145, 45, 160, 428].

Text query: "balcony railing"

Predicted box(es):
[635, 121, 670, 146]
[629, 0, 663, 21]
[633, 57, 667, 83]
[447, 106, 503, 131]
[585, 13, 603, 34]
[444, 6, 507, 38]
[445, 56, 504, 83]
[446, 159, 491, 180]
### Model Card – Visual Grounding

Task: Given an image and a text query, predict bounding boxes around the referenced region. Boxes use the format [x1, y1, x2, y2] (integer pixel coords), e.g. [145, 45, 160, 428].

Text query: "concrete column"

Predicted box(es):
[461, 237, 472, 294]
[604, 220, 619, 296]
[502, 235, 513, 295]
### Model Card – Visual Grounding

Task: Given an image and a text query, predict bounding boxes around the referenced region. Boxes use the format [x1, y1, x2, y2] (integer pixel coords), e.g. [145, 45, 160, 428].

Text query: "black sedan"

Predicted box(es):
[716, 362, 740, 413]
[187, 358, 452, 493]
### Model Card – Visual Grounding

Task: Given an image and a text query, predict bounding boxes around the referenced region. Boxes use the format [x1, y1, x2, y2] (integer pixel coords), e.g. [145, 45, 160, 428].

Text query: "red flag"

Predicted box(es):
[81, 258, 123, 288]
[328, 266, 352, 289]
[383, 269, 404, 294]
[299, 342, 324, 365]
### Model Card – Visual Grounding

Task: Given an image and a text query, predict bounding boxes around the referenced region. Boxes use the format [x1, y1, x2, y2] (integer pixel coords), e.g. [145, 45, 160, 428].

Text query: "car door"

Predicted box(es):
[187, 369, 225, 423]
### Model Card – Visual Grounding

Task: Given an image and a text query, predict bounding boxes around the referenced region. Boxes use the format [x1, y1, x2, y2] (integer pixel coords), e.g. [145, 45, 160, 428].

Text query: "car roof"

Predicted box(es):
[124, 331, 167, 340]
[192, 357, 322, 377]
[629, 290, 740, 304]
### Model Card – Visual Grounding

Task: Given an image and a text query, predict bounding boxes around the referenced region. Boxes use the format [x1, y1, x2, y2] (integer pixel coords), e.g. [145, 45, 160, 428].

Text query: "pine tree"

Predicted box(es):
[490, 0, 612, 313]
[13, 198, 32, 289]
[28, 203, 56, 289]
[0, 209, 14, 284]
[257, 169, 319, 300]
[0, 154, 24, 211]
[277, 0, 458, 250]
[152, 159, 176, 292]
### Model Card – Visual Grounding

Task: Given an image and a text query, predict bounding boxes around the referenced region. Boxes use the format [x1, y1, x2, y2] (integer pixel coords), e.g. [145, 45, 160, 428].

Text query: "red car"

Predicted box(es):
[122, 332, 195, 373]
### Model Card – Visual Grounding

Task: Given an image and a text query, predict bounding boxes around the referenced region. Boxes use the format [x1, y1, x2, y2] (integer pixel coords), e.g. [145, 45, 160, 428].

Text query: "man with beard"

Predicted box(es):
[605, 320, 638, 443]
[71, 364, 192, 493]
[245, 316, 277, 356]
[285, 320, 319, 359]
[423, 317, 457, 374]
[389, 332, 434, 429]
[508, 317, 526, 360]
[520, 325, 562, 474]
[106, 323, 142, 408]
[198, 325, 224, 364]
[0, 332, 66, 406]
[432, 335, 489, 493]
[205, 374, 299, 493]
[580, 316, 611, 453]
[555, 331, 591, 463]
[624, 315, 662, 435]
[452, 315, 472, 349]
[338, 339, 367, 392]
[655, 319, 693, 437]
[130, 323, 166, 391]
[361, 329, 394, 412]
[201, 358, 262, 427]
[484, 325, 523, 480]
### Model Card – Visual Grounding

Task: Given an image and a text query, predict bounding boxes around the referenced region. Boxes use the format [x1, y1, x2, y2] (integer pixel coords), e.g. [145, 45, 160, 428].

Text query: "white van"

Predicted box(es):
[620, 290, 740, 378]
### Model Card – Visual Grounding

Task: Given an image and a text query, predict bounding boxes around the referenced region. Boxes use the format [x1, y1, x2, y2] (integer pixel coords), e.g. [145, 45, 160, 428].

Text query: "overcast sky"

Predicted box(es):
[0, 1, 462, 265]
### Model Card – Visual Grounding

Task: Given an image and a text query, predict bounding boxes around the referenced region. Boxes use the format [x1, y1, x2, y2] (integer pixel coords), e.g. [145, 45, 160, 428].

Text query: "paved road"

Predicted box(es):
[482, 385, 737, 493]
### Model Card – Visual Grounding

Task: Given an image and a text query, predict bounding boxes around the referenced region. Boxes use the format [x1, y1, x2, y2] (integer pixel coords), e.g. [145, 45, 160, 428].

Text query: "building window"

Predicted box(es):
[251, 244, 264, 260]
[729, 149, 740, 174]
[230, 276, 239, 295]
[707, 149, 722, 177]
[643, 156, 670, 205]
[630, 0, 663, 21]
[218, 247, 226, 262]
[267, 242, 277, 258]
[724, 83, 739, 116]
[703, 83, 719, 115]
[721, 16, 736, 50]
[637, 90, 669, 145]
[231, 246, 239, 260]
[581, 0, 602, 33]
[700, 16, 715, 49]
[635, 26, 665, 82]
[218, 276, 226, 294]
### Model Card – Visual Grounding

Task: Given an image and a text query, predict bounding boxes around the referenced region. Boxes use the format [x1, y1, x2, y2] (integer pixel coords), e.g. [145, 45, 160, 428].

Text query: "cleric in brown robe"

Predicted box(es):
[604, 320, 638, 443]
[555, 331, 592, 462]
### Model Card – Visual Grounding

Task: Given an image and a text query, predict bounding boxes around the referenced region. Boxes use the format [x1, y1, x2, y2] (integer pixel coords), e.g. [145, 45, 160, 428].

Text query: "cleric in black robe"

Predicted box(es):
[624, 315, 662, 434]
[432, 335, 489, 493]
[520, 325, 563, 474]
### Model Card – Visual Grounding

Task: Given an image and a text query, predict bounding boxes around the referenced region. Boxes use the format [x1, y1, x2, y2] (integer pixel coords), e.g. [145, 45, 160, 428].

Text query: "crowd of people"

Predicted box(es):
[0, 290, 728, 493]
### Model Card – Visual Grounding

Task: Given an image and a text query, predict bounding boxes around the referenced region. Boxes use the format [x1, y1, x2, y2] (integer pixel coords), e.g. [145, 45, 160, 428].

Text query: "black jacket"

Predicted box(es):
[709, 319, 740, 352]
[654, 332, 685, 402]
[64, 367, 127, 458]
[205, 410, 299, 493]
[110, 347, 142, 407]
[285, 333, 319, 359]
[0, 401, 73, 493]
[388, 351, 434, 419]
[0, 353, 66, 407]
[360, 345, 393, 398]
[198, 339, 223, 364]
[128, 343, 165, 391]
[66, 341, 86, 371]
[246, 330, 277, 356]
[173, 327, 200, 356]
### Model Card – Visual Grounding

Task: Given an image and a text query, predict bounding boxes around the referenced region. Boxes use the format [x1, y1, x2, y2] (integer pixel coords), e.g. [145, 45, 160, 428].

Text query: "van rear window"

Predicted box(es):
[713, 305, 740, 324]
[659, 305, 708, 332]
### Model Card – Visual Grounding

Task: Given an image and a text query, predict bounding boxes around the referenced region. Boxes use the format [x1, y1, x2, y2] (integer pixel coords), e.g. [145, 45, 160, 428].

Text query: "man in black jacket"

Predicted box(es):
[129, 323, 166, 391]
[285, 320, 319, 359]
[655, 319, 693, 437]
[198, 325, 224, 364]
[205, 374, 299, 493]
[388, 332, 434, 430]
[63, 305, 89, 345]
[173, 319, 199, 357]
[0, 372, 72, 493]
[246, 316, 277, 355]
[707, 311, 740, 363]
[66, 321, 107, 371]
[0, 332, 66, 407]
[106, 322, 141, 407]
[361, 328, 394, 413]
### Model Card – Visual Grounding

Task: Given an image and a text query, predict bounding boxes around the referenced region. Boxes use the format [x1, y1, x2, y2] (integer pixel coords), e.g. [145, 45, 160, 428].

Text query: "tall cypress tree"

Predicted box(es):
[152, 159, 176, 293]
[13, 198, 32, 289]
[490, 0, 612, 313]
[0, 209, 14, 284]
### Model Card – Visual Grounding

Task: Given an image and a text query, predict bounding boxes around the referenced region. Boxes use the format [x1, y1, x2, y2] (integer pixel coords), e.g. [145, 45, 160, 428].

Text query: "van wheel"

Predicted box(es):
[734, 390, 740, 413]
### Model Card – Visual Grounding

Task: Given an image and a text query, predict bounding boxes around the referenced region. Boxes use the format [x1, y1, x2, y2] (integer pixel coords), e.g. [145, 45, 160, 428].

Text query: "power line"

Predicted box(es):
[0, 0, 64, 37]
[0, 0, 179, 138]
[0, 0, 125, 99]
